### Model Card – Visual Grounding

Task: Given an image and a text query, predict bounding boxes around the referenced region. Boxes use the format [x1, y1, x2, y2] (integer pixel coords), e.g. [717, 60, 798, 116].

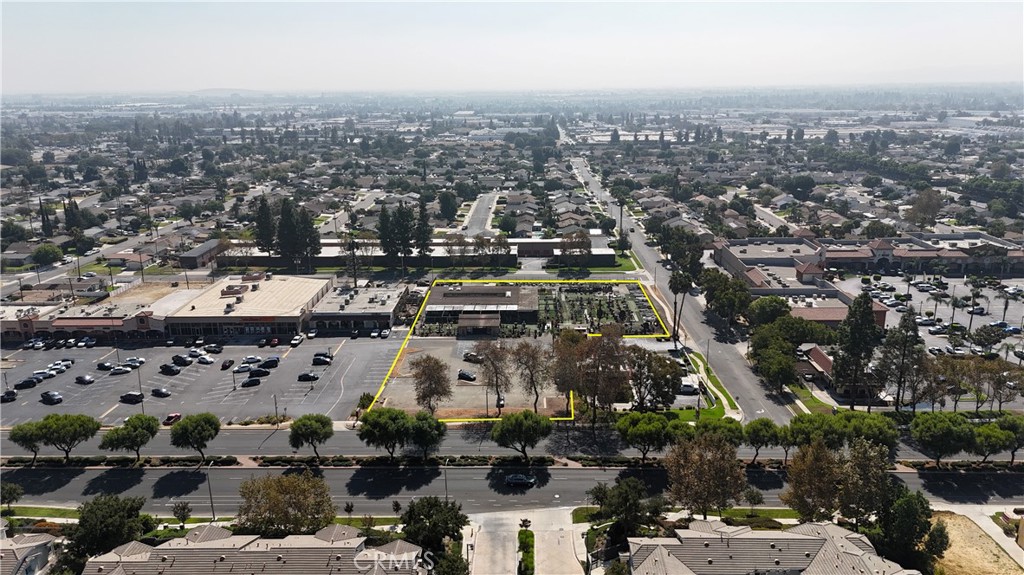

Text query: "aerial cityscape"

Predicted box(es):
[1, 2, 1023, 575]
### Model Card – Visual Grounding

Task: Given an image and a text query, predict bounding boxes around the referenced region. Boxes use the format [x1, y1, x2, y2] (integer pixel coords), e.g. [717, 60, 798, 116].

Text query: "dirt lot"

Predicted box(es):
[934, 512, 1022, 575]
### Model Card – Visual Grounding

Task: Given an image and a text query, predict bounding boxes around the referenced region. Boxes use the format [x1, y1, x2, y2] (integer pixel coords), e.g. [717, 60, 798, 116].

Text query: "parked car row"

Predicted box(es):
[21, 336, 97, 350]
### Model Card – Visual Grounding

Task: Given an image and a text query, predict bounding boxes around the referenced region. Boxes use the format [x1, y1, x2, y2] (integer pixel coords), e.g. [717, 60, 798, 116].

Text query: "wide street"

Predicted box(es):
[3, 464, 1019, 518]
[0, 425, 1003, 463]
[569, 158, 793, 423]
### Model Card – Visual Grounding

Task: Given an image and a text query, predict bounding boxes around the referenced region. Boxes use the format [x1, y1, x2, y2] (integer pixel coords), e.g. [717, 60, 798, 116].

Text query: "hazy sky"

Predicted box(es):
[3, 2, 1022, 94]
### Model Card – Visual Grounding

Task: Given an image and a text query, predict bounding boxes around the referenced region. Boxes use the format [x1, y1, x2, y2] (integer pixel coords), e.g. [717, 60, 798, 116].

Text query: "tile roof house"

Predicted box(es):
[83, 523, 426, 575]
[627, 520, 920, 575]
[0, 519, 57, 575]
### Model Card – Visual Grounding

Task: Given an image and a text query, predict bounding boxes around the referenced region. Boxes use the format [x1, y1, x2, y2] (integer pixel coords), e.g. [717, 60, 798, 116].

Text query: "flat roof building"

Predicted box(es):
[423, 284, 539, 336]
[164, 275, 332, 337]
[311, 285, 408, 335]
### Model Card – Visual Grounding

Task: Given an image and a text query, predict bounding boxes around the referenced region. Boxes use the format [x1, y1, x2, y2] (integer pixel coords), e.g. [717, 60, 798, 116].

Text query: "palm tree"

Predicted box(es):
[999, 342, 1017, 361]
[927, 291, 948, 318]
[966, 290, 989, 332]
[994, 291, 1020, 322]
[949, 295, 969, 325]
[668, 270, 690, 351]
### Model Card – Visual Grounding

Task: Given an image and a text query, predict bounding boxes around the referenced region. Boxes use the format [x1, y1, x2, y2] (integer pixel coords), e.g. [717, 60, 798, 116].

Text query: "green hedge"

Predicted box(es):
[1, 455, 238, 468]
[518, 529, 535, 575]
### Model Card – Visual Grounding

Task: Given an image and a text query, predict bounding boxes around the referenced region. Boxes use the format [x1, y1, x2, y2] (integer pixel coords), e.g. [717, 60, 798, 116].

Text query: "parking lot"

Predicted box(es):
[835, 274, 1024, 357]
[0, 332, 406, 427]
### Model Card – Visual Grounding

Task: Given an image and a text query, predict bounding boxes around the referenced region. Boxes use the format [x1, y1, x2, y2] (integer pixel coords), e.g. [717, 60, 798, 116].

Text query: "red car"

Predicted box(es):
[162, 413, 182, 426]
[221, 359, 235, 370]
[269, 338, 279, 347]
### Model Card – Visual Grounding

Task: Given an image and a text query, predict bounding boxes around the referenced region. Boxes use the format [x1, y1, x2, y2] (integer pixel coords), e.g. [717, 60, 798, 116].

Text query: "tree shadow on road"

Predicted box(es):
[1, 467, 86, 496]
[485, 466, 552, 494]
[83, 467, 145, 496]
[545, 425, 623, 457]
[914, 471, 1024, 505]
[616, 467, 669, 496]
[344, 466, 441, 500]
[152, 470, 208, 499]
[458, 423, 494, 449]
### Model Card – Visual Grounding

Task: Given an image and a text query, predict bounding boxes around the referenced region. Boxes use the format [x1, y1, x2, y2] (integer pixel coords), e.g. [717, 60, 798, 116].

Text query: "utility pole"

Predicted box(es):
[444, 458, 450, 502]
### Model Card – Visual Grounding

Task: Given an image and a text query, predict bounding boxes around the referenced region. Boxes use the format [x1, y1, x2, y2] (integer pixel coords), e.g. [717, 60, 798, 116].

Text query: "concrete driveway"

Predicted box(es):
[469, 507, 582, 575]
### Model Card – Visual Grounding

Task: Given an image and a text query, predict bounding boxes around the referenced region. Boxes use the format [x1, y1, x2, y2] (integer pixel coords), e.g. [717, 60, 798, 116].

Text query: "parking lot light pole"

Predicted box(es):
[444, 458, 450, 502]
[273, 394, 279, 428]
[137, 369, 145, 415]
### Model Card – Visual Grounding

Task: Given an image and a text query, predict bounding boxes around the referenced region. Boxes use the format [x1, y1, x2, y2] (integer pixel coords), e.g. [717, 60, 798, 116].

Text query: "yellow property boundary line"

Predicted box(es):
[365, 278, 670, 423]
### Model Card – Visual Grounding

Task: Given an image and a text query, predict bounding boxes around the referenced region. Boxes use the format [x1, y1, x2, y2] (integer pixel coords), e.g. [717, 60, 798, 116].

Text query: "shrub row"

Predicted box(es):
[1, 455, 238, 468]
[253, 454, 558, 468]
[517, 529, 535, 575]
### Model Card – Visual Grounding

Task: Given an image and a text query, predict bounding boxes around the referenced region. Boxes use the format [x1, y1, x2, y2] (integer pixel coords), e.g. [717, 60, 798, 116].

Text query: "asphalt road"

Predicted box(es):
[464, 192, 497, 237]
[3, 465, 1019, 518]
[570, 158, 793, 423]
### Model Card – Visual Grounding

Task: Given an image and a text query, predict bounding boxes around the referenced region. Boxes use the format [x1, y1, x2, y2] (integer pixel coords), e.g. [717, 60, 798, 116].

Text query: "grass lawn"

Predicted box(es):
[662, 399, 725, 422]
[586, 253, 638, 273]
[6, 506, 79, 518]
[788, 384, 840, 415]
[572, 506, 599, 524]
[142, 265, 182, 275]
[688, 352, 739, 410]
[720, 508, 800, 519]
[0, 264, 36, 273]
[334, 516, 400, 527]
[314, 216, 331, 225]
[77, 262, 121, 275]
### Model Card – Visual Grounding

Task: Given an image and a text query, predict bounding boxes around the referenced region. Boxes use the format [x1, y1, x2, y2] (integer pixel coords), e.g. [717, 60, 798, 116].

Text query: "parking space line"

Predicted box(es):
[99, 404, 119, 419]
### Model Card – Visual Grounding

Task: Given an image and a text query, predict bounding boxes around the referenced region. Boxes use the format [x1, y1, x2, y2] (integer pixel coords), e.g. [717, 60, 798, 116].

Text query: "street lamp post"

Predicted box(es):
[205, 459, 217, 521]
[444, 458, 450, 502]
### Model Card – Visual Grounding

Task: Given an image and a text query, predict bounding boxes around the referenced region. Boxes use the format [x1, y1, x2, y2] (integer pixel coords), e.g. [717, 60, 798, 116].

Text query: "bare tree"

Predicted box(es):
[512, 340, 552, 412]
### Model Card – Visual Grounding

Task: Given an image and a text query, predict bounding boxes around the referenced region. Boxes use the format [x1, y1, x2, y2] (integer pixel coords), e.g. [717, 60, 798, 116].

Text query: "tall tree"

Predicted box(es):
[392, 202, 415, 275]
[472, 340, 512, 415]
[296, 208, 321, 269]
[276, 199, 302, 263]
[377, 205, 397, 266]
[780, 439, 843, 522]
[625, 346, 682, 411]
[490, 410, 553, 465]
[237, 470, 336, 537]
[838, 438, 892, 529]
[99, 414, 159, 462]
[668, 270, 690, 350]
[511, 339, 551, 413]
[415, 198, 433, 257]
[253, 196, 276, 254]
[832, 293, 882, 411]
[410, 354, 453, 415]
[874, 306, 925, 410]
[551, 329, 585, 414]
[438, 191, 459, 222]
[665, 433, 747, 519]
[579, 324, 629, 427]
[288, 414, 334, 458]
